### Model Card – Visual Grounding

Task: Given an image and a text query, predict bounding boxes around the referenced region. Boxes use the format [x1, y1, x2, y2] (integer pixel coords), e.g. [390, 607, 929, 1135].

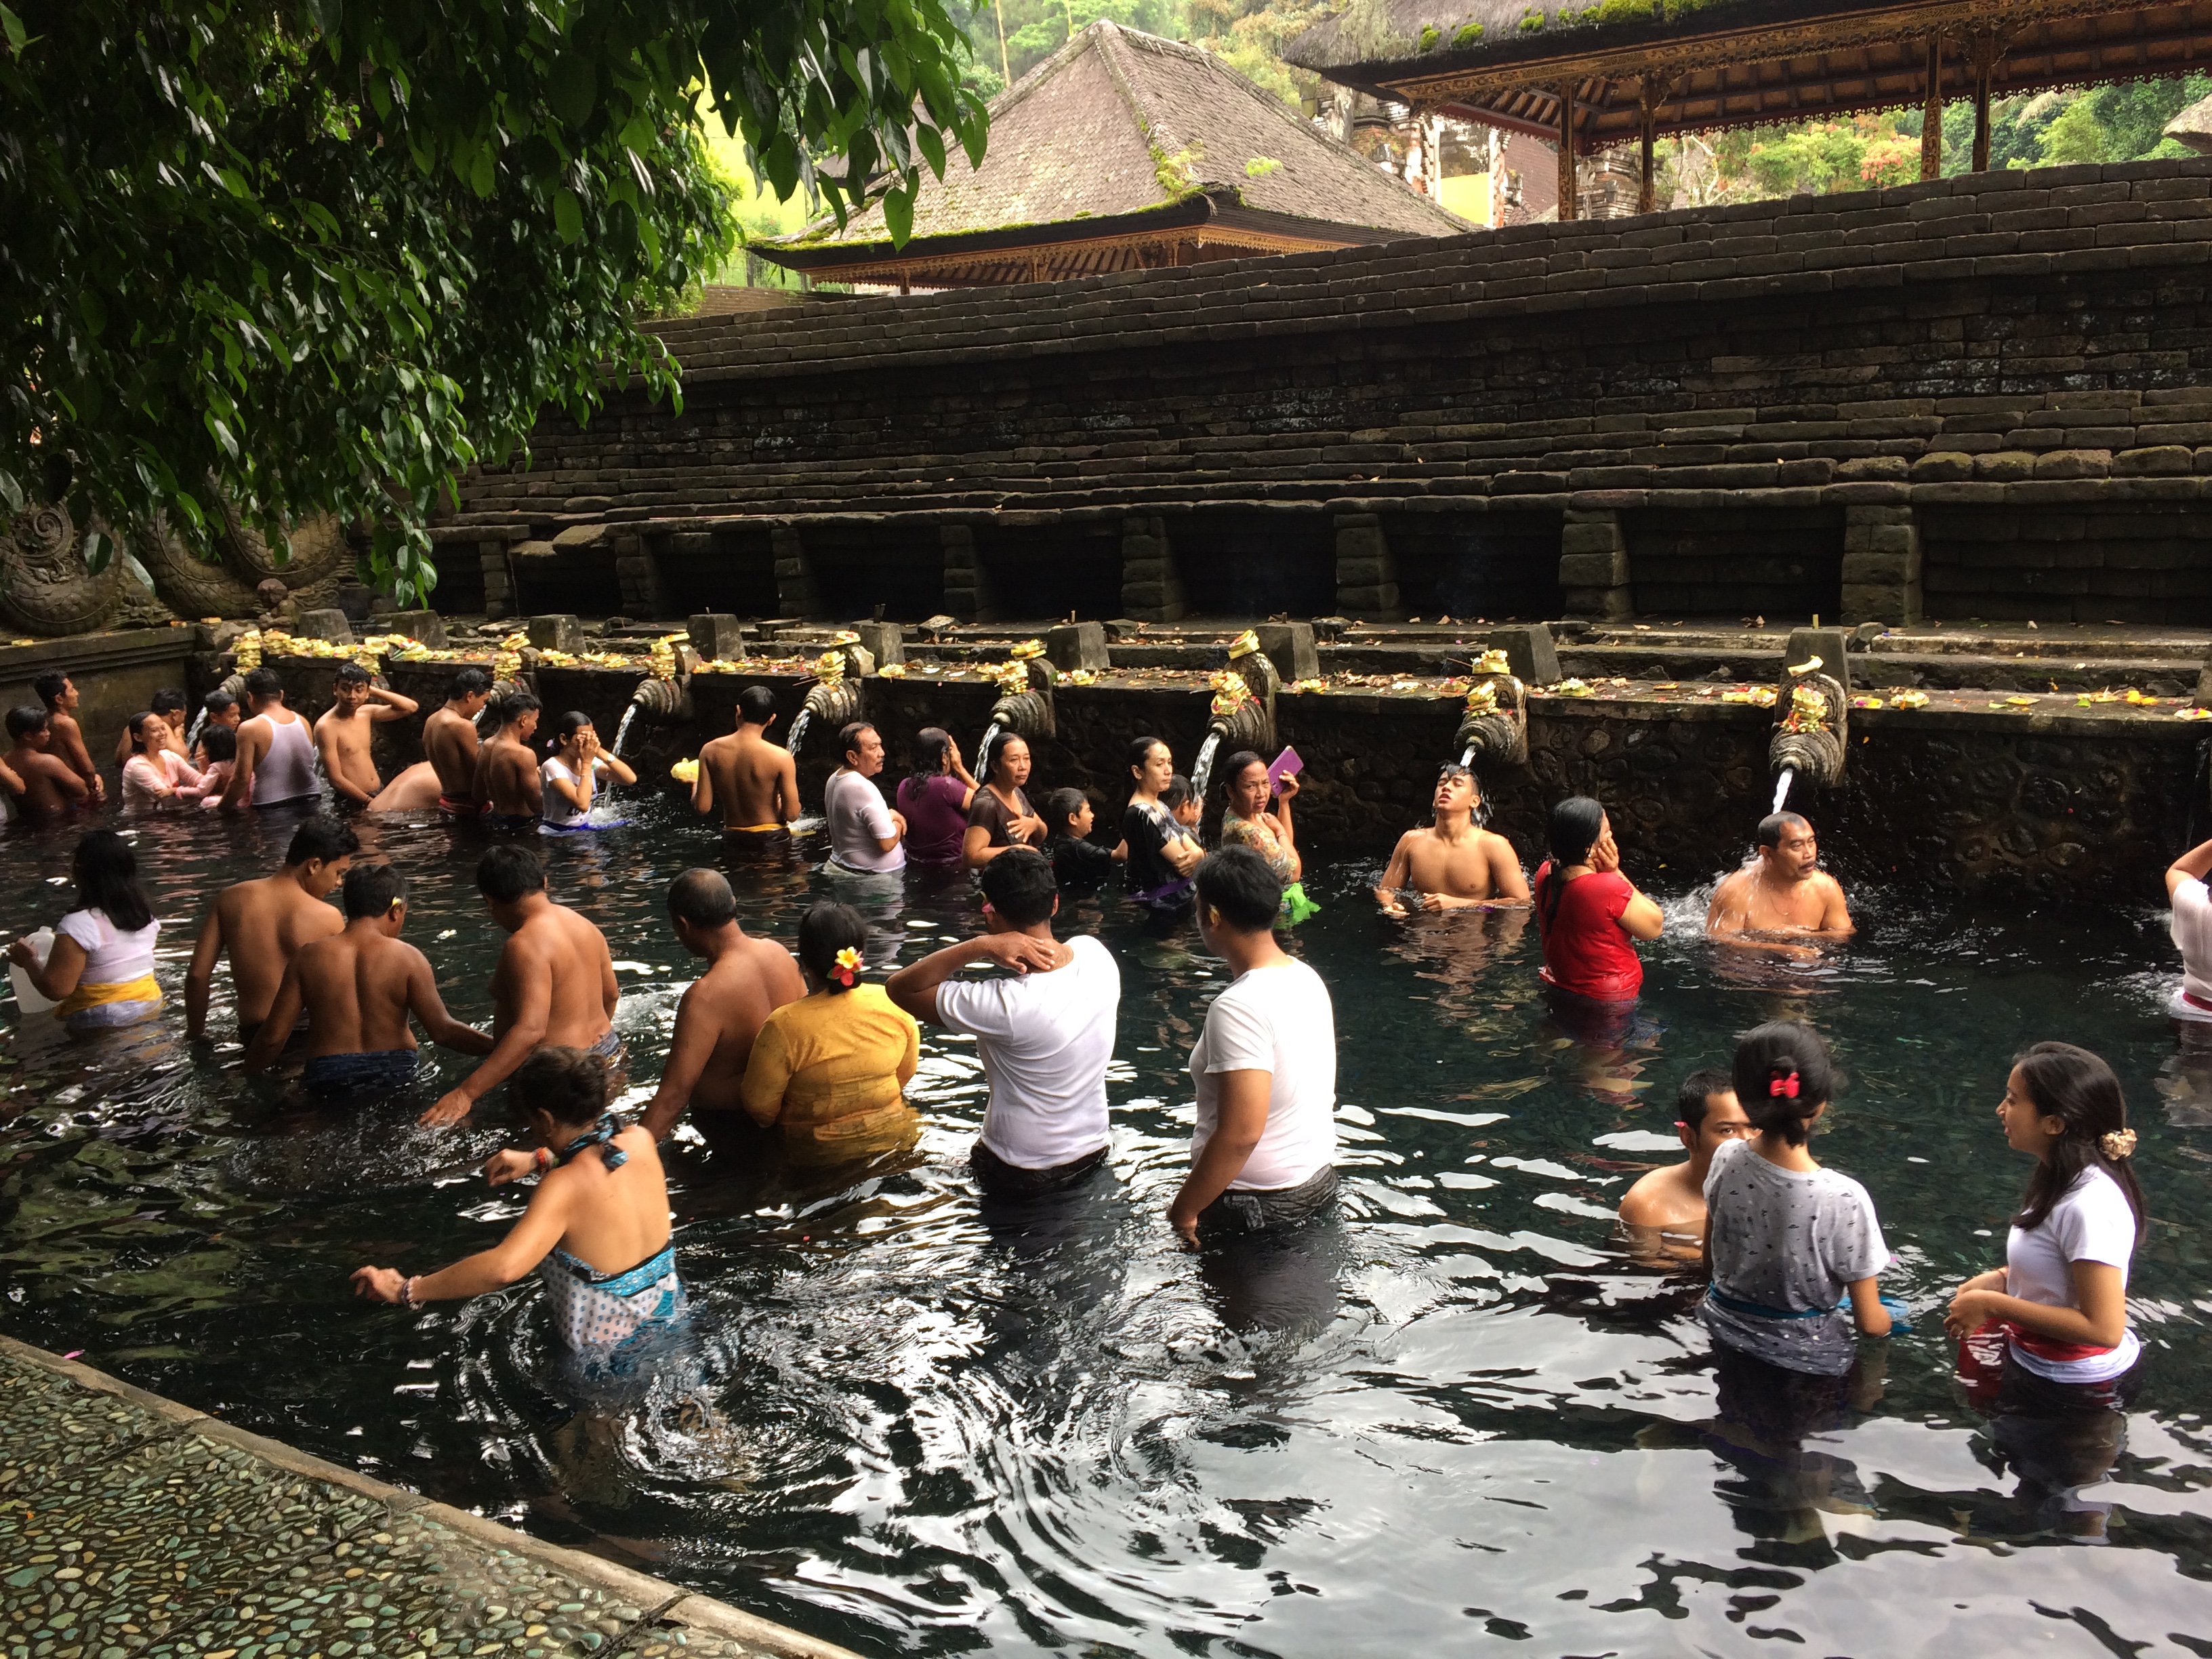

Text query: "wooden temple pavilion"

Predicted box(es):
[1286, 0, 2212, 219]
[759, 20, 1468, 289]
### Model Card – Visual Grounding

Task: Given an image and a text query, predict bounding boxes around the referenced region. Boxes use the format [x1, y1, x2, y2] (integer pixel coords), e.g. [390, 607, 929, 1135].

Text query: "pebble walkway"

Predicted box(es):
[0, 1337, 855, 1659]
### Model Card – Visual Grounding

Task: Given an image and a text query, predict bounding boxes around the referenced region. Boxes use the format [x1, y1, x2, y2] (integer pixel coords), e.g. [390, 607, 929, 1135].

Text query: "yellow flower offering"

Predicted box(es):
[670, 758, 699, 783]
[1892, 690, 1930, 709]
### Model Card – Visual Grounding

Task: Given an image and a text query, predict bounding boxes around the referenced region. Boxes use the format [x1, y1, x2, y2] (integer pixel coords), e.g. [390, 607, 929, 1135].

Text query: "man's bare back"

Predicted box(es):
[187, 865, 348, 1036]
[249, 926, 487, 1064]
[476, 731, 541, 818]
[5, 742, 88, 817]
[694, 727, 798, 831]
[646, 935, 804, 1134]
[424, 705, 482, 800]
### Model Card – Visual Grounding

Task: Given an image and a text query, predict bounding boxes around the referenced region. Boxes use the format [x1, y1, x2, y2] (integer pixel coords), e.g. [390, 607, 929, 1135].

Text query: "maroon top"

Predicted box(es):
[896, 773, 972, 865]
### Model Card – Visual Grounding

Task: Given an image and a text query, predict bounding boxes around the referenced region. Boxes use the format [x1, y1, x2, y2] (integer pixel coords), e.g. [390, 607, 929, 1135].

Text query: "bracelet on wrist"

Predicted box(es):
[397, 1275, 417, 1309]
[533, 1145, 552, 1174]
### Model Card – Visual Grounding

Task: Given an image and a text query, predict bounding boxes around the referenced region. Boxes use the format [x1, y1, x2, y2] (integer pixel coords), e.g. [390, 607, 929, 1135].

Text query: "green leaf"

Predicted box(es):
[548, 53, 596, 127]
[882, 182, 914, 245]
[553, 187, 584, 243]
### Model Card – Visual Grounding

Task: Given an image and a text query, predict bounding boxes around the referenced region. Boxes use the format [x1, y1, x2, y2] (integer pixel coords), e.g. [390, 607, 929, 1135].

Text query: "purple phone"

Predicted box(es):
[1266, 745, 1303, 798]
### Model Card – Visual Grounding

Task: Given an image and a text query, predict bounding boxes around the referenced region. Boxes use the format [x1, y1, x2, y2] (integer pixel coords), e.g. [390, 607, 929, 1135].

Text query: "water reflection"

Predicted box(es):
[1, 802, 2209, 1654]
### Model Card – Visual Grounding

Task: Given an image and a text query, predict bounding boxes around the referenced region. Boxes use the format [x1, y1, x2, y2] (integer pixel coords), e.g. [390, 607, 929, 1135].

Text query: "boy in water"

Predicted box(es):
[314, 662, 418, 806]
[3, 706, 91, 817]
[245, 863, 493, 1097]
[474, 691, 544, 830]
[184, 816, 359, 1043]
[369, 665, 491, 813]
[33, 673, 105, 804]
[1043, 787, 1124, 894]
[1375, 764, 1530, 914]
[1616, 1068, 1755, 1264]
[691, 684, 800, 843]
[193, 689, 241, 765]
[352, 1046, 683, 1357]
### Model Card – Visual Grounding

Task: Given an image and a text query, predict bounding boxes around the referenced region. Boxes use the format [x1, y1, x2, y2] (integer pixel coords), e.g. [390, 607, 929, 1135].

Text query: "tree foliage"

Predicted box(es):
[0, 1, 987, 602]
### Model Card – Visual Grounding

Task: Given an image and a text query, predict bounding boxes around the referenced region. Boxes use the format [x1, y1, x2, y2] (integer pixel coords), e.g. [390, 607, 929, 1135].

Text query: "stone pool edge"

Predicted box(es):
[0, 1333, 862, 1659]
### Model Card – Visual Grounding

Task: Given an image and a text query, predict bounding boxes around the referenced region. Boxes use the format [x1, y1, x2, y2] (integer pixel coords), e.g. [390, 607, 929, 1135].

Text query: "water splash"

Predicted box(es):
[1460, 745, 1476, 770]
[1190, 731, 1223, 804]
[611, 704, 639, 760]
[1771, 768, 1794, 817]
[784, 708, 812, 760]
[978, 722, 1002, 772]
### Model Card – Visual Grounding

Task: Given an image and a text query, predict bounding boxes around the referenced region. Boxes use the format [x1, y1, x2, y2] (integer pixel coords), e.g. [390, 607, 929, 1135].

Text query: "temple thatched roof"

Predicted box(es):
[2169, 87, 2212, 152]
[762, 20, 1467, 286]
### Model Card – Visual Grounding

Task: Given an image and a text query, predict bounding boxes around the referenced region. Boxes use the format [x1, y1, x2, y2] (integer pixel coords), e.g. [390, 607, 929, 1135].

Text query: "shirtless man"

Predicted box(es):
[1375, 764, 1531, 914]
[473, 691, 544, 830]
[640, 869, 804, 1142]
[691, 684, 799, 841]
[33, 673, 105, 805]
[367, 665, 492, 813]
[314, 663, 419, 807]
[244, 862, 491, 1097]
[220, 668, 323, 812]
[3, 706, 91, 817]
[113, 689, 188, 765]
[1616, 1069, 1755, 1264]
[185, 815, 359, 1042]
[420, 844, 621, 1126]
[1706, 811, 1853, 945]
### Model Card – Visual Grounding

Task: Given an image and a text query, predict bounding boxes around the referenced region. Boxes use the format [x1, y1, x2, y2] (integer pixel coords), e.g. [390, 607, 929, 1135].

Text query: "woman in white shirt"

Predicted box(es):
[2165, 836, 2212, 1023]
[120, 710, 205, 809]
[539, 711, 636, 830]
[1946, 1042, 2146, 1414]
[6, 830, 163, 1031]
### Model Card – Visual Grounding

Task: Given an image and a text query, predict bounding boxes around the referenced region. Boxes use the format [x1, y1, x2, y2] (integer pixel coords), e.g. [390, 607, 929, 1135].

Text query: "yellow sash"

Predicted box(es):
[58, 975, 163, 1018]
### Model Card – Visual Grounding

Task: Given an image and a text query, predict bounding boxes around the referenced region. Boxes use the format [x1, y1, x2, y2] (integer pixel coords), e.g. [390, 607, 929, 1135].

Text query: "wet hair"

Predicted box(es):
[1223, 750, 1265, 795]
[2009, 1042, 2146, 1240]
[72, 830, 153, 933]
[199, 725, 237, 762]
[1538, 796, 1607, 932]
[552, 710, 594, 747]
[285, 815, 360, 867]
[5, 705, 48, 740]
[980, 845, 1057, 927]
[333, 661, 373, 689]
[837, 721, 876, 765]
[476, 843, 547, 903]
[150, 688, 186, 717]
[126, 712, 164, 754]
[33, 672, 69, 708]
[243, 667, 284, 701]
[666, 867, 737, 929]
[983, 728, 1029, 783]
[1757, 811, 1811, 850]
[796, 901, 868, 994]
[447, 665, 491, 700]
[909, 726, 956, 786]
[1196, 844, 1282, 933]
[203, 688, 238, 716]
[1044, 786, 1090, 838]
[737, 685, 778, 726]
[1732, 1021, 1835, 1147]
[495, 690, 541, 728]
[1162, 775, 1193, 813]
[342, 861, 408, 920]
[1437, 761, 1486, 824]
[512, 1045, 611, 1129]
[1677, 1067, 1736, 1129]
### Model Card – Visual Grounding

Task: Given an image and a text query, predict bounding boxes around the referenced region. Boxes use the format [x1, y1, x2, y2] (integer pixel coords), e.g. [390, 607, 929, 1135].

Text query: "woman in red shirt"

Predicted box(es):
[1532, 796, 1666, 1004]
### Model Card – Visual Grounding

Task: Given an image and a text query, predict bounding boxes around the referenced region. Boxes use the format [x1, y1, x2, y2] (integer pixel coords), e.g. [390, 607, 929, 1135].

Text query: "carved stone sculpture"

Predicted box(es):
[0, 499, 126, 636]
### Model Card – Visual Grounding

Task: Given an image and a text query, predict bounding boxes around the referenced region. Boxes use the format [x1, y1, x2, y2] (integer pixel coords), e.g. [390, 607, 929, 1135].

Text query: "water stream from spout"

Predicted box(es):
[1772, 768, 1795, 817]
[611, 703, 639, 760]
[978, 722, 1002, 773]
[784, 708, 812, 761]
[1460, 745, 1476, 770]
[1191, 731, 1223, 804]
[184, 708, 208, 754]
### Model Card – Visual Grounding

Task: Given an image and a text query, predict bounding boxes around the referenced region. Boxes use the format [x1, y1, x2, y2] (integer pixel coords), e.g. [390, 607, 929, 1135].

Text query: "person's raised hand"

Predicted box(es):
[483, 1149, 537, 1185]
[419, 1088, 474, 1128]
[351, 1266, 405, 1303]
[1591, 826, 1622, 874]
[1275, 771, 1300, 804]
[977, 933, 1065, 975]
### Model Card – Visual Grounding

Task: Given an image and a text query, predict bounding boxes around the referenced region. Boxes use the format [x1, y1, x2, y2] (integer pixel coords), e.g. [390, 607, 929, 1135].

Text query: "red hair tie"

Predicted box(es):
[1769, 1073, 1799, 1100]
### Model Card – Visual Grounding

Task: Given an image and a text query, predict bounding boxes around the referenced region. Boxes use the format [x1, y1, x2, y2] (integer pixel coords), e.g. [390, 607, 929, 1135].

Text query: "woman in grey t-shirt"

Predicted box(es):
[1702, 1021, 1891, 1377]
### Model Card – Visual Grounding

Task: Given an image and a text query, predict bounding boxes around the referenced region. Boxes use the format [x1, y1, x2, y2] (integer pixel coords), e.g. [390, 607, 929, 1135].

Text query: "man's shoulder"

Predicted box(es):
[1617, 1162, 1690, 1222]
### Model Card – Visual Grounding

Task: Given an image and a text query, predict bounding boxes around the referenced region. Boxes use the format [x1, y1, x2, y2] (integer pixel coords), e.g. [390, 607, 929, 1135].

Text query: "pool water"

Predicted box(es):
[3, 800, 2211, 1658]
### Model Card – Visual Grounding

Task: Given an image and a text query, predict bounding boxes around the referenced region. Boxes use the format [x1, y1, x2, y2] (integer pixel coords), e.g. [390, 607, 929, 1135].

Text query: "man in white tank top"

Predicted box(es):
[218, 668, 323, 812]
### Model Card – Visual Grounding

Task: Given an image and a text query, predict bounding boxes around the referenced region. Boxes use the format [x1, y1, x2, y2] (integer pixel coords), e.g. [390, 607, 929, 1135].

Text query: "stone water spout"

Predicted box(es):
[788, 638, 874, 760]
[1193, 632, 1279, 802]
[985, 642, 1057, 752]
[1768, 628, 1851, 808]
[1451, 649, 1529, 775]
[619, 634, 696, 756]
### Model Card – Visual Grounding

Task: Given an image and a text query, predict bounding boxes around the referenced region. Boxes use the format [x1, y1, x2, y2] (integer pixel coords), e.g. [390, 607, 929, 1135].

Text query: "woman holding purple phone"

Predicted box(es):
[1218, 750, 1319, 924]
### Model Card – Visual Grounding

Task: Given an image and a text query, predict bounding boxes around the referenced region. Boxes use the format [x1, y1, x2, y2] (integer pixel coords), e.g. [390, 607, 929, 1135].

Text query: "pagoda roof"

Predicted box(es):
[761, 20, 1467, 286]
[1287, 0, 2212, 148]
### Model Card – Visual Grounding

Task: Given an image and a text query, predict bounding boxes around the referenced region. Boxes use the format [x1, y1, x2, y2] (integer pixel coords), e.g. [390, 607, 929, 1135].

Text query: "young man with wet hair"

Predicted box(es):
[34, 672, 104, 804]
[368, 665, 492, 813]
[638, 868, 806, 1143]
[185, 815, 359, 1042]
[888, 845, 1122, 1198]
[244, 861, 492, 1097]
[1168, 845, 1338, 1245]
[1375, 763, 1530, 915]
[1616, 1067, 1756, 1263]
[473, 691, 544, 830]
[4, 705, 90, 816]
[220, 667, 321, 812]
[193, 688, 241, 765]
[419, 844, 621, 1127]
[314, 661, 419, 807]
[1706, 811, 1853, 943]
[692, 683, 801, 842]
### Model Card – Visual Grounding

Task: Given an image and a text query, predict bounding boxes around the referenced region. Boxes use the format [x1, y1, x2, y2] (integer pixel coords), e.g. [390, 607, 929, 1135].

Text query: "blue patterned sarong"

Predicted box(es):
[536, 1244, 685, 1354]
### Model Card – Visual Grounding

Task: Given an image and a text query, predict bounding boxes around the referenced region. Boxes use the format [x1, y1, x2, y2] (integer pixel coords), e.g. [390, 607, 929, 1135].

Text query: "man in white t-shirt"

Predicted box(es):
[1168, 845, 1337, 1246]
[888, 847, 1121, 1197]
[823, 722, 906, 876]
[2166, 836, 2212, 1023]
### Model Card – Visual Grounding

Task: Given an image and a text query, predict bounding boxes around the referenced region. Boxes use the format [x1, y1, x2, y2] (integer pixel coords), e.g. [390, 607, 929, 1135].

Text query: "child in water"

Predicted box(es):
[1702, 1020, 1891, 1378]
[1044, 787, 1125, 894]
[352, 1046, 683, 1354]
[1166, 774, 1201, 834]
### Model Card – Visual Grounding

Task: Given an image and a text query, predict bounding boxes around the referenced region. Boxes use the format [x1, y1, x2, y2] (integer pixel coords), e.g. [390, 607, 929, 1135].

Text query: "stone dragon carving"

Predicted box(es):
[0, 499, 127, 637]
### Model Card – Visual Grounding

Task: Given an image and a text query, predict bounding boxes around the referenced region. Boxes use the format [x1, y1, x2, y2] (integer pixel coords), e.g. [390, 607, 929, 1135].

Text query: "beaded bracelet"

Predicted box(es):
[398, 1275, 417, 1309]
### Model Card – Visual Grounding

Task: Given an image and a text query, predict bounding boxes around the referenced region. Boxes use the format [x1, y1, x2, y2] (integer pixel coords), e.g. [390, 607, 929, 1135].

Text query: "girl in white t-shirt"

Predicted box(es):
[540, 711, 636, 830]
[5, 830, 163, 1031]
[1946, 1042, 2146, 1413]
